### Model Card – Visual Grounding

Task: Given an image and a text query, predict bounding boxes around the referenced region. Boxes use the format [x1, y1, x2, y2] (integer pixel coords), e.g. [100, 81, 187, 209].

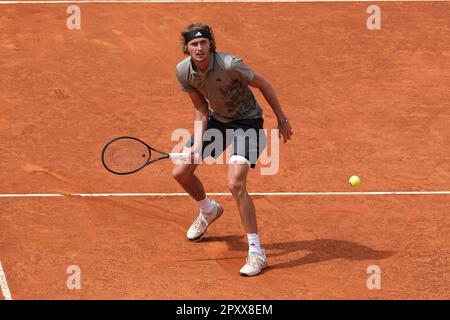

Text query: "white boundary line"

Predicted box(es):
[0, 194, 65, 198]
[0, 0, 448, 4]
[0, 262, 12, 301]
[0, 191, 449, 197]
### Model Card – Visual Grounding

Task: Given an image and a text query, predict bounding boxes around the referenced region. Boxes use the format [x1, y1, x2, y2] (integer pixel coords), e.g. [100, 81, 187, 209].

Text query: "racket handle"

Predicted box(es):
[169, 153, 189, 159]
[169, 152, 201, 160]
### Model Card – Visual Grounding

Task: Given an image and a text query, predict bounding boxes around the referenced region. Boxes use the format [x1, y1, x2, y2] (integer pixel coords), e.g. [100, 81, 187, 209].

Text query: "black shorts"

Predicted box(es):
[187, 116, 266, 168]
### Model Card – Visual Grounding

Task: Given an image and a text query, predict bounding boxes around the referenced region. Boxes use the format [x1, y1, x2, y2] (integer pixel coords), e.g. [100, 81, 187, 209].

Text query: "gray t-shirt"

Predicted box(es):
[176, 52, 263, 122]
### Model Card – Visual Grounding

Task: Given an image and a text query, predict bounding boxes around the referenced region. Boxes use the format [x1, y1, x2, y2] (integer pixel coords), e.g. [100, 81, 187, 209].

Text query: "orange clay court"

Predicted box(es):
[0, 0, 449, 300]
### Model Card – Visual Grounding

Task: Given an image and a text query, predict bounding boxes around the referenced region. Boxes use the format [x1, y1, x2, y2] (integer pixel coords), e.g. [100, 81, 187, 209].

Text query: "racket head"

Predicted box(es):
[101, 136, 155, 175]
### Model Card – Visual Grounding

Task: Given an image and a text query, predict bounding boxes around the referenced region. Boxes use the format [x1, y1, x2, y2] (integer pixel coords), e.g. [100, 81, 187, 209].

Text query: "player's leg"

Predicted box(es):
[227, 119, 264, 233]
[227, 162, 256, 233]
[227, 161, 267, 276]
[173, 162, 223, 240]
[227, 118, 267, 276]
[172, 162, 204, 200]
[173, 116, 227, 241]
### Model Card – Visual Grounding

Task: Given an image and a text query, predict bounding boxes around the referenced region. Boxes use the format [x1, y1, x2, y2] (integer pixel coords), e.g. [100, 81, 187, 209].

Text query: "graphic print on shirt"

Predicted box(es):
[219, 79, 251, 118]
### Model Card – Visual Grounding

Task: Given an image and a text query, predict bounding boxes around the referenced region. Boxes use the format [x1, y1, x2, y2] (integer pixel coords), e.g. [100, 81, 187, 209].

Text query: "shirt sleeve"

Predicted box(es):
[229, 57, 255, 84]
[175, 65, 195, 93]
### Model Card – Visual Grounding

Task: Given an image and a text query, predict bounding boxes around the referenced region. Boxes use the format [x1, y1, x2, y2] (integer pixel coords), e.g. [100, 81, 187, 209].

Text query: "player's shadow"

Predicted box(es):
[203, 235, 395, 271]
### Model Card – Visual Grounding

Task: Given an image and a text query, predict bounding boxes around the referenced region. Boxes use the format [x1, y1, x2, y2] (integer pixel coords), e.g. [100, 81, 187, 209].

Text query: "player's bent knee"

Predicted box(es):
[172, 165, 194, 183]
[227, 180, 246, 197]
[172, 167, 187, 183]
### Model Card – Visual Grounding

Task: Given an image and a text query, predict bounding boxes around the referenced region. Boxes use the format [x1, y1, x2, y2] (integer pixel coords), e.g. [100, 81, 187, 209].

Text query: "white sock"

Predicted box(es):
[247, 233, 262, 254]
[197, 196, 214, 214]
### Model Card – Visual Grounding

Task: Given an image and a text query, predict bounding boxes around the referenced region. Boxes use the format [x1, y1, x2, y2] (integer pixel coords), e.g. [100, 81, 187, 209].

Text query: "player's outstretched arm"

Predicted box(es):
[249, 73, 293, 143]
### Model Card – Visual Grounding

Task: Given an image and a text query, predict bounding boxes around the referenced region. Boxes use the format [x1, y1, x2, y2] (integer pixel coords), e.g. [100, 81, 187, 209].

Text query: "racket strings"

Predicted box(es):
[103, 139, 151, 174]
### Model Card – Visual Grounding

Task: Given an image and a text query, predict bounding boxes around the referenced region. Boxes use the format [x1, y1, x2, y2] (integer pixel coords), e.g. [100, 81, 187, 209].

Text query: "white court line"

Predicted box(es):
[0, 262, 12, 301]
[0, 191, 449, 197]
[0, 194, 65, 198]
[72, 191, 450, 196]
[0, 0, 449, 4]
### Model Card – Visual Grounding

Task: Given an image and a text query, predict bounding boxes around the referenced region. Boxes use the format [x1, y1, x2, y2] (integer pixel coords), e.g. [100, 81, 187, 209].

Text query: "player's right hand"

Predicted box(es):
[182, 146, 202, 164]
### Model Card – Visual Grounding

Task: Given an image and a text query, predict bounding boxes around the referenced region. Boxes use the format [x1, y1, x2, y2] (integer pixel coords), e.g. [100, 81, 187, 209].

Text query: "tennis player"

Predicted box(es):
[173, 23, 292, 276]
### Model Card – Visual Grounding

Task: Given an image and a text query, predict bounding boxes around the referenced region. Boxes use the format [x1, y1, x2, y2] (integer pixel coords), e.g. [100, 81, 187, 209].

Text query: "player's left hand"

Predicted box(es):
[277, 119, 293, 143]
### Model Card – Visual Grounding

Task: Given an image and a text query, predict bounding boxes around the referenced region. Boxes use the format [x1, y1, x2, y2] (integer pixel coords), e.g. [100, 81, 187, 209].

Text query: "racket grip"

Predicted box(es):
[169, 152, 201, 160]
[169, 153, 190, 159]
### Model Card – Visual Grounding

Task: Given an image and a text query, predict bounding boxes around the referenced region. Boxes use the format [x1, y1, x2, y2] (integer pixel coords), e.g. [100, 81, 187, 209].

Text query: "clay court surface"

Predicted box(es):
[1, 0, 449, 299]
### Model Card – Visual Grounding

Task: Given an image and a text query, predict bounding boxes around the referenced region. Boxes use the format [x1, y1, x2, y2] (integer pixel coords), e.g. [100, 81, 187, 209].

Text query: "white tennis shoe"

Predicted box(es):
[239, 248, 268, 277]
[186, 200, 223, 241]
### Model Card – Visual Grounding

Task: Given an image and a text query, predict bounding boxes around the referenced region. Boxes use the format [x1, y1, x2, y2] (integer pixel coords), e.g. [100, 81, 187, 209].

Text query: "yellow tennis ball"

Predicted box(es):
[349, 175, 361, 187]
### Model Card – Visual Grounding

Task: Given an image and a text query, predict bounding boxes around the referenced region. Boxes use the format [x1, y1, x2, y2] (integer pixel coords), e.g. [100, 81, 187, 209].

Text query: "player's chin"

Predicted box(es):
[193, 54, 206, 61]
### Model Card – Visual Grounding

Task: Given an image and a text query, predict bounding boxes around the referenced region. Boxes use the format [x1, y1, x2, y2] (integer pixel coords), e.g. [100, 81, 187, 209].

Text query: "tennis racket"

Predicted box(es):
[101, 136, 194, 175]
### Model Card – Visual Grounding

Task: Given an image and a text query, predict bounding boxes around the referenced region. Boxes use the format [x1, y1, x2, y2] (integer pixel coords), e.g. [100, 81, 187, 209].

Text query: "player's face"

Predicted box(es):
[187, 38, 211, 62]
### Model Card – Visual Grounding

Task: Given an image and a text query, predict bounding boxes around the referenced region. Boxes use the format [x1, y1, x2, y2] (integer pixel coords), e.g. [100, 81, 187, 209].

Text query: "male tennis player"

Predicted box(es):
[173, 23, 292, 276]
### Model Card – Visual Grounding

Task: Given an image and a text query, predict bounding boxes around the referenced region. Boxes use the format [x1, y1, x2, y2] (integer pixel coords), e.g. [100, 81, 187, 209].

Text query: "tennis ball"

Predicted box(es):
[349, 175, 361, 187]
